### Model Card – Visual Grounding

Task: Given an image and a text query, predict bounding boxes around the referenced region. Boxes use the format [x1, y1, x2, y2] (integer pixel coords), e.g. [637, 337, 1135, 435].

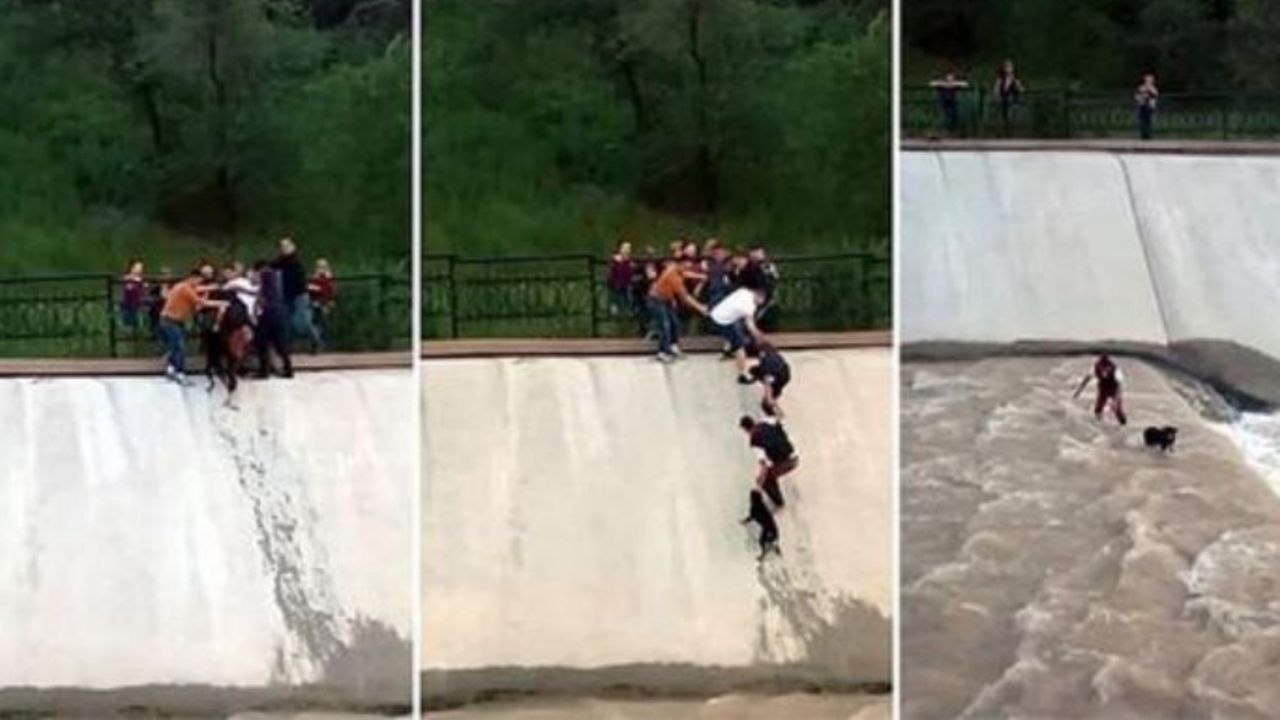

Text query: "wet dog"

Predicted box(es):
[1143, 425, 1178, 452]
[741, 489, 780, 561]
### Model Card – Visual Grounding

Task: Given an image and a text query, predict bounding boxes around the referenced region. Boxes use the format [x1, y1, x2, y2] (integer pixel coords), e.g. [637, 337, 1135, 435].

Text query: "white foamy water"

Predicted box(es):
[1214, 412, 1280, 500]
[903, 357, 1280, 719]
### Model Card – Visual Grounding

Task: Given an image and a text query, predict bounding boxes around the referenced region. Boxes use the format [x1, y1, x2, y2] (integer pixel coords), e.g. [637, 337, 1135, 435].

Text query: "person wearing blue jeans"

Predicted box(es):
[646, 294, 678, 357]
[646, 259, 708, 362]
[272, 236, 322, 353]
[709, 286, 766, 383]
[157, 317, 186, 377]
[156, 268, 213, 383]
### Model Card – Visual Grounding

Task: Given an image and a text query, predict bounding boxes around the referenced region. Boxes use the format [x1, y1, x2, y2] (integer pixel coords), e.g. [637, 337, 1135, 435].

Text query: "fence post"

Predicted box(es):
[377, 273, 389, 350]
[1063, 89, 1072, 138]
[447, 255, 459, 339]
[105, 275, 117, 358]
[587, 255, 599, 337]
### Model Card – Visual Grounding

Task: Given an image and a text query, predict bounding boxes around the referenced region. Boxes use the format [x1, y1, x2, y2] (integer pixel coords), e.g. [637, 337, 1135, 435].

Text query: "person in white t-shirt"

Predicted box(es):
[709, 285, 766, 384]
[222, 262, 259, 324]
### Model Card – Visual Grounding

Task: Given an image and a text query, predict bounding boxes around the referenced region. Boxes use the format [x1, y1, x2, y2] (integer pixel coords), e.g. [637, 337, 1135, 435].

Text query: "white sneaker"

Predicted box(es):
[670, 344, 682, 356]
[656, 352, 676, 363]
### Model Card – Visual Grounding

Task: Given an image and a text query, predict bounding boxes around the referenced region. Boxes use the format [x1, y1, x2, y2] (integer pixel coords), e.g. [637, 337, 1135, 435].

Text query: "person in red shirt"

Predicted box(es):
[1074, 354, 1128, 425]
[307, 258, 335, 352]
[119, 258, 147, 333]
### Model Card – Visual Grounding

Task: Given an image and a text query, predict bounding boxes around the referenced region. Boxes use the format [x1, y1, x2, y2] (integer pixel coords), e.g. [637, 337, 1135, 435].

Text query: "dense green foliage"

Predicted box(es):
[426, 0, 890, 257]
[904, 0, 1280, 91]
[0, 0, 409, 275]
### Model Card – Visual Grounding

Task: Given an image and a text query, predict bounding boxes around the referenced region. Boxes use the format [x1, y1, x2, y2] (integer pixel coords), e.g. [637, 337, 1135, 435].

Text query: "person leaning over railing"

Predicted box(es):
[1135, 73, 1160, 140]
[929, 71, 971, 136]
[647, 256, 708, 362]
[157, 262, 219, 385]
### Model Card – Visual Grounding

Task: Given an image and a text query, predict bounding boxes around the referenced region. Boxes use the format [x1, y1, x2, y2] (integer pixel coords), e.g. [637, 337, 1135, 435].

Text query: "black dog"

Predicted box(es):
[741, 489, 780, 561]
[1143, 426, 1178, 452]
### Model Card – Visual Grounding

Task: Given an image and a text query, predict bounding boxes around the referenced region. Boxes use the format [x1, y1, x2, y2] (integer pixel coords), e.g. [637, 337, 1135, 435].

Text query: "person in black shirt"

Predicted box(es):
[929, 71, 970, 136]
[254, 260, 293, 378]
[200, 278, 251, 394]
[272, 237, 322, 353]
[739, 415, 799, 509]
[703, 240, 733, 308]
[747, 341, 791, 418]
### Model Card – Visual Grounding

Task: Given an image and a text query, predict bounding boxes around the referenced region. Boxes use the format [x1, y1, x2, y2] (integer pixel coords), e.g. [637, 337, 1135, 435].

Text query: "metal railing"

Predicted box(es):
[902, 86, 1280, 139]
[0, 272, 411, 358]
[423, 251, 891, 339]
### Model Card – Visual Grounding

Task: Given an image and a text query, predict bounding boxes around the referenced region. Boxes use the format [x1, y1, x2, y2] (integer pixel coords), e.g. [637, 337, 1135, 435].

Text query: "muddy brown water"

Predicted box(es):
[902, 357, 1280, 719]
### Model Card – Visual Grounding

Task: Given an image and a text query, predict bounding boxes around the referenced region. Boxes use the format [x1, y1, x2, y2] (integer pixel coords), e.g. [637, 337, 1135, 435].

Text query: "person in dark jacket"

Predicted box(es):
[254, 259, 293, 378]
[272, 237, 322, 353]
[739, 415, 799, 509]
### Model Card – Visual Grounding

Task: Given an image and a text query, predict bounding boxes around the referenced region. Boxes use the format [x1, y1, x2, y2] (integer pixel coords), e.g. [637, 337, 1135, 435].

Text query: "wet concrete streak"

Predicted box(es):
[212, 402, 345, 682]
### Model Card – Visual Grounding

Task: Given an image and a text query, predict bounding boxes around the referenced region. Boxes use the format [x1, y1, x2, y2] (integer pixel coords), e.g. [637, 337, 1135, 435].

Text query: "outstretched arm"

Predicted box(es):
[1072, 374, 1093, 399]
[678, 288, 708, 317]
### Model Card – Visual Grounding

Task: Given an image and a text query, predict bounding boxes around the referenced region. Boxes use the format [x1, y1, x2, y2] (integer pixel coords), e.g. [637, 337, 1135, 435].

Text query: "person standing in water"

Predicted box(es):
[1074, 354, 1128, 425]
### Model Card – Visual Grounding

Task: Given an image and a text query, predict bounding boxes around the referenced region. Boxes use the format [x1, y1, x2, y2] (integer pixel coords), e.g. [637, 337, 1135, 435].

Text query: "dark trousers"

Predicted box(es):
[760, 456, 799, 507]
[941, 100, 960, 134]
[256, 311, 293, 377]
[1138, 107, 1154, 140]
[647, 296, 677, 354]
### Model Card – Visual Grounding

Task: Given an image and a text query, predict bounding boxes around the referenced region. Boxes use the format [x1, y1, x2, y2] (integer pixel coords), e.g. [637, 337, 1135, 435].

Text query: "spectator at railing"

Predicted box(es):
[929, 71, 970, 136]
[702, 239, 733, 308]
[742, 246, 780, 330]
[308, 258, 336, 346]
[606, 240, 636, 318]
[992, 59, 1025, 135]
[272, 237, 322, 353]
[254, 258, 293, 378]
[119, 258, 146, 334]
[146, 266, 174, 337]
[1135, 73, 1159, 140]
[634, 246, 660, 337]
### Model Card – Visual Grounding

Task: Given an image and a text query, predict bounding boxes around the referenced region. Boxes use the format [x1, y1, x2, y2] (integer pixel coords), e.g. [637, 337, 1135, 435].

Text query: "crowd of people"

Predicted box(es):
[606, 238, 781, 373]
[119, 237, 336, 391]
[928, 60, 1162, 140]
[608, 236, 798, 562]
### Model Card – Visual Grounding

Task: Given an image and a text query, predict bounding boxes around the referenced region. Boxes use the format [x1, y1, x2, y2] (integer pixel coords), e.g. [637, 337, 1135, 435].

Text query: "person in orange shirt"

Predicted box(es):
[157, 264, 217, 383]
[646, 258, 707, 361]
